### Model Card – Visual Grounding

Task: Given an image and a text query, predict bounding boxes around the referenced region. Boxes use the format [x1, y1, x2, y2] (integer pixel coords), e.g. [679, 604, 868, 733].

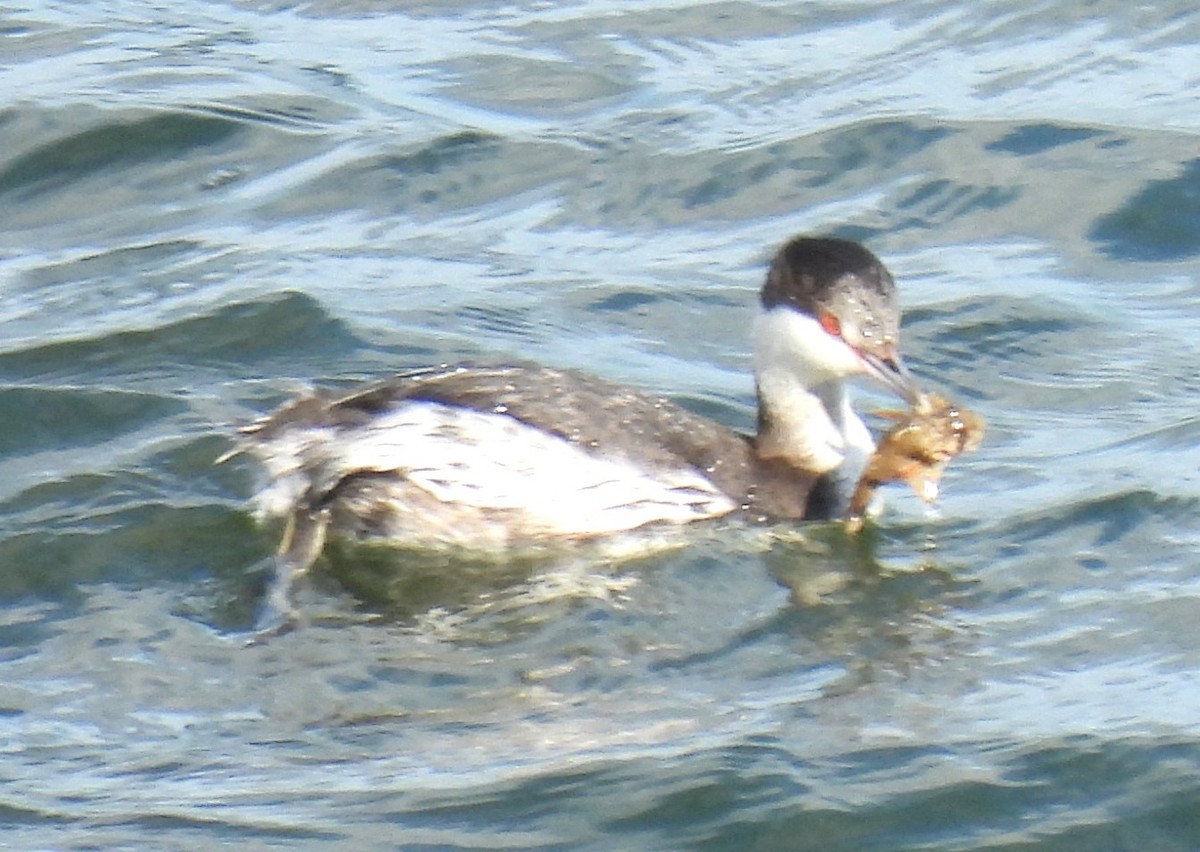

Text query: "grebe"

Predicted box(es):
[236, 236, 918, 616]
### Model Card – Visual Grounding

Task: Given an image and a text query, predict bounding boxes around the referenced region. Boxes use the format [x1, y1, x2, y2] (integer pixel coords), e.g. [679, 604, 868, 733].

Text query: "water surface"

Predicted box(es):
[2, 0, 1200, 848]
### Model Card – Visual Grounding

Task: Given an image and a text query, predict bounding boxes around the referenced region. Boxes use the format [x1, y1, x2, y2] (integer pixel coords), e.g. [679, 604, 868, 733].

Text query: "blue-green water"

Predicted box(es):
[3, 1, 1200, 848]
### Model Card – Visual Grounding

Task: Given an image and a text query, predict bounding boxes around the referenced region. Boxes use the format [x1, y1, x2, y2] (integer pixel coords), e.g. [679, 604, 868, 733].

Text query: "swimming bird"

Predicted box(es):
[235, 235, 918, 621]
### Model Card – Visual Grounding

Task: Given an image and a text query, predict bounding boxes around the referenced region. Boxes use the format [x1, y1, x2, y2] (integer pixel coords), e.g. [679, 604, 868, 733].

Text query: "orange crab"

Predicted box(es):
[846, 392, 984, 531]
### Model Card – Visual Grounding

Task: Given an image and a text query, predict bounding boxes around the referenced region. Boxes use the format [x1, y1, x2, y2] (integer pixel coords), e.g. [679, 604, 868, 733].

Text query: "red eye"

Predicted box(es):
[819, 312, 841, 337]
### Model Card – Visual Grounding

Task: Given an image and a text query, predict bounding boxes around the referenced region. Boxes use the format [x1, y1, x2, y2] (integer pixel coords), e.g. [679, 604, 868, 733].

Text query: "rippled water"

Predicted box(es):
[3, 0, 1200, 848]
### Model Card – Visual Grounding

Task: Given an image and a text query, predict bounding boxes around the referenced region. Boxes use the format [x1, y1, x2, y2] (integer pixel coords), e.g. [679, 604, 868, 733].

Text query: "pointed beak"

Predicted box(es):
[859, 342, 920, 404]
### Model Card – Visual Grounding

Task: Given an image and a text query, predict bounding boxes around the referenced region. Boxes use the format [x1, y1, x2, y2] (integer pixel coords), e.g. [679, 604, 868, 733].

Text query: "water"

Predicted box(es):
[2, 0, 1200, 848]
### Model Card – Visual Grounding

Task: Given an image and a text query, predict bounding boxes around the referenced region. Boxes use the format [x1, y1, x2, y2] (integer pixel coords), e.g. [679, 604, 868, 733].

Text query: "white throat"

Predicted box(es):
[752, 307, 875, 479]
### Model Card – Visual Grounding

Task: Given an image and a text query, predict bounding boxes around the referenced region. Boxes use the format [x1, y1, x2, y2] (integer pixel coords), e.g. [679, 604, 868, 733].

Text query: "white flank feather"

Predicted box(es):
[250, 401, 737, 538]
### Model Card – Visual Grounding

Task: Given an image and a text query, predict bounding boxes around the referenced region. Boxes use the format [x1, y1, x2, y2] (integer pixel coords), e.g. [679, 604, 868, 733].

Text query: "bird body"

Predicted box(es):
[234, 236, 918, 625]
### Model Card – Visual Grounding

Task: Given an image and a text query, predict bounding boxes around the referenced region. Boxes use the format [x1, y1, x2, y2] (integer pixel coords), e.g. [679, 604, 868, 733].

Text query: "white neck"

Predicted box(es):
[752, 307, 875, 478]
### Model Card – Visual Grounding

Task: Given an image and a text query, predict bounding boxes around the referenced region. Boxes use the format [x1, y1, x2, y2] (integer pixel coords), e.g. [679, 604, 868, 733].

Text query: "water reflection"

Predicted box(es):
[276, 513, 974, 699]
[1091, 157, 1200, 261]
